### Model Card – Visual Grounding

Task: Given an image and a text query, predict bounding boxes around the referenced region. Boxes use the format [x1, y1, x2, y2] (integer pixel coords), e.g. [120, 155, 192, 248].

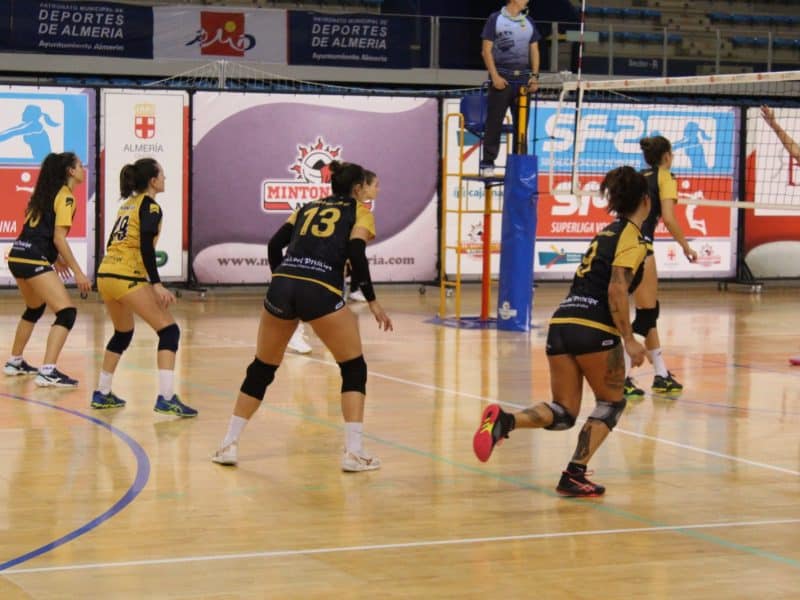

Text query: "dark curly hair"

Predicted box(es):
[600, 166, 649, 217]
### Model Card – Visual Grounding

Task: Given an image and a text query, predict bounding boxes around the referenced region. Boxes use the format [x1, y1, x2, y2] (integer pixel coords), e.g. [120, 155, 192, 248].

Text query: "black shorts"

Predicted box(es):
[7, 250, 53, 280]
[546, 323, 620, 356]
[265, 276, 345, 322]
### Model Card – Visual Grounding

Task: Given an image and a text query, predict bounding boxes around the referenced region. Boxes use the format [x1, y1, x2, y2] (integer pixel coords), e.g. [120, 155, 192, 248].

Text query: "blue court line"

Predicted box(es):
[0, 392, 150, 572]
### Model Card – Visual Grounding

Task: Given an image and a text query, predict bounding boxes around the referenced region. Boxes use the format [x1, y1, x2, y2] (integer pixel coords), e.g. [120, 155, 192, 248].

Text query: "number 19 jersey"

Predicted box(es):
[551, 218, 647, 334]
[98, 193, 162, 282]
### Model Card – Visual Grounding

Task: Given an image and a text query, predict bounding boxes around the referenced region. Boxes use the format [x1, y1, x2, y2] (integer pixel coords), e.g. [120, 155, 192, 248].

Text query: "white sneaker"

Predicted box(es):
[341, 450, 381, 472]
[211, 441, 238, 466]
[287, 324, 312, 354]
[349, 289, 367, 302]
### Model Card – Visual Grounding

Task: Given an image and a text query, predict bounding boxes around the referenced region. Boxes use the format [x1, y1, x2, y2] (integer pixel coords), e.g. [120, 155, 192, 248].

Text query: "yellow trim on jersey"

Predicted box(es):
[54, 186, 76, 228]
[6, 256, 49, 266]
[272, 273, 343, 296]
[355, 202, 376, 239]
[658, 167, 677, 200]
[612, 221, 647, 271]
[549, 317, 620, 336]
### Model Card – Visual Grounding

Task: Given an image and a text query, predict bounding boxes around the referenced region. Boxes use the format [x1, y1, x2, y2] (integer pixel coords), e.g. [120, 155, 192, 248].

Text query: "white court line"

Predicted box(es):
[154, 337, 800, 478]
[360, 368, 800, 477]
[6, 517, 799, 574]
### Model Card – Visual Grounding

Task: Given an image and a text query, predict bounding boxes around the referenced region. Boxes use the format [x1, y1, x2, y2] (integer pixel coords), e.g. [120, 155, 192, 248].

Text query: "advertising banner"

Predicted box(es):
[8, 0, 153, 58]
[743, 106, 800, 278]
[288, 12, 422, 69]
[0, 86, 95, 285]
[191, 93, 438, 285]
[101, 90, 188, 280]
[153, 6, 286, 63]
[442, 98, 739, 281]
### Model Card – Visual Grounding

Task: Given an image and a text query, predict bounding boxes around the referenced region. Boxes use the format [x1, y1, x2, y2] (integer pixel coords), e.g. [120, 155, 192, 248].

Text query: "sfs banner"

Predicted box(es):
[101, 90, 188, 280]
[8, 0, 153, 58]
[191, 93, 438, 284]
[0, 86, 95, 286]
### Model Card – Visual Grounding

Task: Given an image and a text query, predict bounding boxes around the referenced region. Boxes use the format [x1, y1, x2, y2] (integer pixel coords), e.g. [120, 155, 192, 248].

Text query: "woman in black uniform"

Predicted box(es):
[213, 161, 393, 471]
[4, 152, 91, 387]
[473, 166, 649, 497]
[624, 136, 698, 396]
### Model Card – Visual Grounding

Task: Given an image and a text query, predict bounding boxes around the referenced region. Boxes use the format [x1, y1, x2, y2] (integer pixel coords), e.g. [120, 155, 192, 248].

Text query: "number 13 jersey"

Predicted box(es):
[273, 195, 375, 295]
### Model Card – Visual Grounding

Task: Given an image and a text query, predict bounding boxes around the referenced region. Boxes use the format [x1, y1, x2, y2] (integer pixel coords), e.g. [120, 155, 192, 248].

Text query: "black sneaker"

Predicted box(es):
[652, 371, 683, 393]
[473, 404, 513, 462]
[556, 469, 606, 497]
[623, 376, 645, 397]
[34, 368, 78, 388]
[4, 359, 38, 376]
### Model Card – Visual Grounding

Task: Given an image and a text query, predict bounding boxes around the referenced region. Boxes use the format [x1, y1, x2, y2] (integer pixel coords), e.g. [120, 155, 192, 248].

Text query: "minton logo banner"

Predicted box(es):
[8, 0, 153, 58]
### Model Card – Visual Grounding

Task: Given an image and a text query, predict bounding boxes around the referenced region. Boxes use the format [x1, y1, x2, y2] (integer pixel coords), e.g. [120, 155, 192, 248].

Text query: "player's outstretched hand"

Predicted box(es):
[368, 300, 393, 332]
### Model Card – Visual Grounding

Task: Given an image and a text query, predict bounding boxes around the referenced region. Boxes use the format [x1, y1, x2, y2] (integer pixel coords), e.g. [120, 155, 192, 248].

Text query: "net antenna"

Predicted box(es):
[550, 70, 800, 211]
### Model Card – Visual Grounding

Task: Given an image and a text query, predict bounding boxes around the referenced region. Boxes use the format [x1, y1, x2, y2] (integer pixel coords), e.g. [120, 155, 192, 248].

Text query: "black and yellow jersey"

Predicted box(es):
[641, 166, 677, 242]
[97, 193, 162, 281]
[8, 185, 76, 265]
[273, 195, 376, 295]
[550, 218, 647, 335]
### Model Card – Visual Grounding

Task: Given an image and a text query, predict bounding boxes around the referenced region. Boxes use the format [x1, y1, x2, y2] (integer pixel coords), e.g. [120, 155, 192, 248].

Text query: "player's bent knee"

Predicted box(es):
[632, 301, 660, 337]
[22, 303, 46, 323]
[587, 398, 627, 430]
[53, 307, 77, 330]
[239, 357, 278, 401]
[157, 323, 180, 352]
[339, 355, 367, 394]
[106, 329, 134, 354]
[544, 401, 577, 431]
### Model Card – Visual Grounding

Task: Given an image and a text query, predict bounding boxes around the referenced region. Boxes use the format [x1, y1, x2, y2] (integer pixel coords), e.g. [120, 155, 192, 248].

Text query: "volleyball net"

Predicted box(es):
[547, 70, 800, 212]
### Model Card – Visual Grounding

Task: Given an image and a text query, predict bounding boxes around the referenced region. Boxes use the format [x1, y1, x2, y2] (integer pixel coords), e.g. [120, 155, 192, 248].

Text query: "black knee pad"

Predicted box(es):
[239, 357, 278, 401]
[53, 307, 77, 330]
[157, 323, 180, 352]
[106, 329, 134, 354]
[587, 398, 627, 430]
[339, 355, 367, 394]
[544, 401, 577, 431]
[632, 301, 660, 337]
[22, 303, 46, 323]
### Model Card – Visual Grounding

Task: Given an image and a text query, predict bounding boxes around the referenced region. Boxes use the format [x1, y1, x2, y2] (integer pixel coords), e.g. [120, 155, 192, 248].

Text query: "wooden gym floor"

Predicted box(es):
[0, 282, 798, 599]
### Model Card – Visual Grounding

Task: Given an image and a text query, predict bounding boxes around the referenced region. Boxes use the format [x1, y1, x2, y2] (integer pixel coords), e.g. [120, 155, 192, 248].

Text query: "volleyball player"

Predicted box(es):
[473, 165, 649, 497]
[212, 161, 393, 471]
[4, 152, 91, 387]
[91, 158, 197, 417]
[624, 136, 698, 396]
[761, 105, 800, 366]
